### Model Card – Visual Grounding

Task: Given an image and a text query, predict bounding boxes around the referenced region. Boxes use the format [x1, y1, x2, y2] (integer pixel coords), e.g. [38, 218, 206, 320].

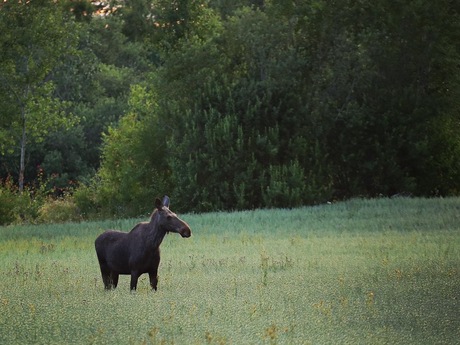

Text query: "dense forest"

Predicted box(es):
[1, 0, 459, 223]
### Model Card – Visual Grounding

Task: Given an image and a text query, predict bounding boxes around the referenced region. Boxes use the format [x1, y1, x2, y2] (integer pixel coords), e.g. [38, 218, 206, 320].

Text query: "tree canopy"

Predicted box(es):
[1, 0, 459, 218]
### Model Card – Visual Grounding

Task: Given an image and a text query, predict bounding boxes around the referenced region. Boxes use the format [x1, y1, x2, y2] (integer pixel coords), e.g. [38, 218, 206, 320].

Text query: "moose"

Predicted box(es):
[95, 195, 191, 291]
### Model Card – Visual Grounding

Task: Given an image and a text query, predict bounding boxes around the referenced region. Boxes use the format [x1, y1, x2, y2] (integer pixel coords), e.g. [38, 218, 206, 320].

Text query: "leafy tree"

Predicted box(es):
[1, 0, 455, 219]
[307, 0, 460, 197]
[44, 11, 154, 190]
[150, 0, 221, 51]
[120, 0, 153, 42]
[0, 0, 78, 191]
[161, 7, 330, 211]
[95, 84, 171, 216]
[158, 0, 460, 211]
[65, 0, 95, 23]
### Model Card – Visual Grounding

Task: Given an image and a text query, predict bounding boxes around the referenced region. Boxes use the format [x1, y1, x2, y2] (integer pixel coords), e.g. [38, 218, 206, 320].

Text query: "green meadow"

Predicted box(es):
[0, 198, 459, 344]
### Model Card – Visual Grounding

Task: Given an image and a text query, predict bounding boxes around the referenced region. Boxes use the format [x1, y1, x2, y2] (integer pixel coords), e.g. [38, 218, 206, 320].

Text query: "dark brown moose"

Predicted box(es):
[95, 196, 191, 291]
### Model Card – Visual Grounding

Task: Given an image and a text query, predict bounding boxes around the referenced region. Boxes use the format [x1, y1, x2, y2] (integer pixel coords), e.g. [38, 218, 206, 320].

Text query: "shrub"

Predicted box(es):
[0, 179, 43, 225]
[262, 161, 306, 208]
[37, 197, 81, 223]
[73, 183, 100, 219]
[0, 178, 17, 225]
[14, 190, 41, 224]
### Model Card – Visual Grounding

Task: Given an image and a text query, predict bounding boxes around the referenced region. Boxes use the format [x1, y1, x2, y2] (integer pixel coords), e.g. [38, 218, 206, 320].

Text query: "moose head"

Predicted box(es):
[154, 195, 191, 238]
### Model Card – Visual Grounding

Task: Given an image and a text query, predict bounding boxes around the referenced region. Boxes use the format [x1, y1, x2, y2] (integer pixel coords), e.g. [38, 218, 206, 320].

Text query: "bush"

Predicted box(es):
[37, 197, 81, 223]
[0, 178, 43, 225]
[262, 161, 306, 208]
[73, 183, 100, 219]
[0, 178, 17, 225]
[14, 190, 41, 224]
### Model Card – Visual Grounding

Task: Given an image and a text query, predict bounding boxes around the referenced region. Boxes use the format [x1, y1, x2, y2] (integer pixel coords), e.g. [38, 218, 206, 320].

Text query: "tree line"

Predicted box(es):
[1, 0, 459, 222]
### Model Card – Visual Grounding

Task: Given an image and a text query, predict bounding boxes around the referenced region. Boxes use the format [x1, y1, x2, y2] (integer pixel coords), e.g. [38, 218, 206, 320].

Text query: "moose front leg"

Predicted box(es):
[149, 249, 160, 291]
[148, 271, 158, 291]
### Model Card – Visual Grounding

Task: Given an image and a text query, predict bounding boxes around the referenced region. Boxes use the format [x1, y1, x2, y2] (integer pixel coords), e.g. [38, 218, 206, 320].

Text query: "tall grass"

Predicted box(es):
[0, 198, 459, 344]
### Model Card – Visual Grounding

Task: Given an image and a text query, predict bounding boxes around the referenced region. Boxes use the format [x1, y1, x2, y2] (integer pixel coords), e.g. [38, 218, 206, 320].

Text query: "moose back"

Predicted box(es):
[95, 196, 191, 291]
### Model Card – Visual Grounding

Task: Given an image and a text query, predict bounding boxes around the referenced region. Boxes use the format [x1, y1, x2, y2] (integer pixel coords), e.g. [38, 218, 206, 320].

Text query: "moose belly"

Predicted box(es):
[108, 250, 156, 275]
[107, 254, 131, 274]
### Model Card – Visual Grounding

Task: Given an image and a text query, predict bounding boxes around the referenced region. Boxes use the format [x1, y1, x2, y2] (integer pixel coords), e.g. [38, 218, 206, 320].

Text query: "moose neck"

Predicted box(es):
[146, 211, 167, 249]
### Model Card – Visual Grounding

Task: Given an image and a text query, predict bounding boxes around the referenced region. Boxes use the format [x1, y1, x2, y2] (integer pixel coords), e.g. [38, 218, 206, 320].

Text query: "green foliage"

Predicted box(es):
[1, 0, 459, 216]
[0, 178, 17, 225]
[156, 0, 460, 212]
[37, 197, 81, 224]
[262, 161, 306, 208]
[0, 3, 158, 193]
[150, 0, 221, 50]
[0, 181, 39, 226]
[119, 0, 152, 42]
[0, 172, 84, 226]
[308, 0, 460, 197]
[164, 7, 333, 211]
[94, 85, 171, 217]
[72, 182, 99, 219]
[65, 0, 95, 22]
[0, 0, 80, 190]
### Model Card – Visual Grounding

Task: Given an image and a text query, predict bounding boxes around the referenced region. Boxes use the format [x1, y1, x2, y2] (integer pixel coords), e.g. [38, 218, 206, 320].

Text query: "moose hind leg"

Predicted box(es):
[130, 271, 140, 291]
[101, 274, 112, 289]
[102, 272, 118, 290]
[98, 262, 114, 290]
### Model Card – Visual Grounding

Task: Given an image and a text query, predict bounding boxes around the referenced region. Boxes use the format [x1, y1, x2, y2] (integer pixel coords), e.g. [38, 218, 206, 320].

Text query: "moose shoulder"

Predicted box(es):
[95, 196, 191, 291]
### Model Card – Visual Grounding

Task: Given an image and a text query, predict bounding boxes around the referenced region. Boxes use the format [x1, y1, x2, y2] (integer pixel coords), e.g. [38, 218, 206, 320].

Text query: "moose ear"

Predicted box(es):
[162, 195, 170, 208]
[155, 198, 163, 209]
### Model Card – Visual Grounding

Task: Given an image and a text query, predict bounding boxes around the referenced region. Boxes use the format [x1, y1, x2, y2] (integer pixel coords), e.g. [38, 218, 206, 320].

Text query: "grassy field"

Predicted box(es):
[0, 197, 459, 344]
